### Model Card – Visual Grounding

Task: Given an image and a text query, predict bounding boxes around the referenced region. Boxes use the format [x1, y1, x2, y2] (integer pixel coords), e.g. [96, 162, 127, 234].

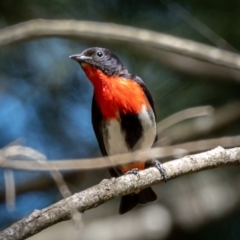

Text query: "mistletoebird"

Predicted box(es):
[70, 47, 167, 214]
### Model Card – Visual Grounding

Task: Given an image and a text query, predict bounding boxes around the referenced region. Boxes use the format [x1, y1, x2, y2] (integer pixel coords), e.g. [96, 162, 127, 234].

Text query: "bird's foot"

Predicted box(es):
[146, 159, 168, 183]
[125, 168, 140, 178]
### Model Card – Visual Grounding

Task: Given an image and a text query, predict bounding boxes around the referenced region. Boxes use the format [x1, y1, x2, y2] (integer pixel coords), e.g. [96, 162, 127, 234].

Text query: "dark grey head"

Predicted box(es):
[69, 47, 128, 76]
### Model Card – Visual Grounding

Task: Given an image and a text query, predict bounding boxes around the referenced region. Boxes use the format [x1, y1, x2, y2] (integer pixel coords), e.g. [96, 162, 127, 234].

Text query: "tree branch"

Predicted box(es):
[1, 19, 240, 73]
[1, 146, 240, 240]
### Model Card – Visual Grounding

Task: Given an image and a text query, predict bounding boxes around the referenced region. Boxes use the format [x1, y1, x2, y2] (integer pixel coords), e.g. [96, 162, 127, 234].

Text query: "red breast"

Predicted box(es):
[82, 63, 150, 119]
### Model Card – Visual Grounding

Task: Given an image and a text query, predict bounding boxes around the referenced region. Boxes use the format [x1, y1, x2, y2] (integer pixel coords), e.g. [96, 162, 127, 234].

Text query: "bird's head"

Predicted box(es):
[70, 47, 128, 76]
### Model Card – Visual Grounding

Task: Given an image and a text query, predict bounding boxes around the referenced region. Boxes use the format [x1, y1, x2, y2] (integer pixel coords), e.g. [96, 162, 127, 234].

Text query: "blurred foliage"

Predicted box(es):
[0, 0, 240, 239]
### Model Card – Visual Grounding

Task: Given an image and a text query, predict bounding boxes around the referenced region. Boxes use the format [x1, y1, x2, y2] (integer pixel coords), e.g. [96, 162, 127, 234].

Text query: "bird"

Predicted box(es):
[70, 47, 167, 214]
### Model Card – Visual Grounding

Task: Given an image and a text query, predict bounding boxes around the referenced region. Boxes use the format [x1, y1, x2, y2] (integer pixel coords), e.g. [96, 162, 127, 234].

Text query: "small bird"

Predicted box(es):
[70, 47, 167, 214]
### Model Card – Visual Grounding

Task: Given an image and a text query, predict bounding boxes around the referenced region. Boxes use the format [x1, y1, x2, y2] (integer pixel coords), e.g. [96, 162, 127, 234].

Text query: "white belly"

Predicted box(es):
[103, 105, 156, 156]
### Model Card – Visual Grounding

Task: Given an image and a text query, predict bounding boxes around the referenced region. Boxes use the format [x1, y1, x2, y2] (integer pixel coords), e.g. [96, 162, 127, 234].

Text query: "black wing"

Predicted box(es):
[132, 75, 157, 118]
[131, 75, 158, 143]
[91, 95, 119, 177]
[91, 95, 107, 156]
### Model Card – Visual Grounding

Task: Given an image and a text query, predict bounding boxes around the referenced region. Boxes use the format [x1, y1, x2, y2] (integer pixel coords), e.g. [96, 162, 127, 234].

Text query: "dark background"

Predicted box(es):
[0, 0, 240, 239]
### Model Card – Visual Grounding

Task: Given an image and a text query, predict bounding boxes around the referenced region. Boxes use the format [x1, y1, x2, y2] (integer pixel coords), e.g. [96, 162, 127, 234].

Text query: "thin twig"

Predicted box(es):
[162, 0, 237, 51]
[37, 159, 82, 228]
[2, 145, 82, 227]
[3, 170, 15, 211]
[157, 106, 214, 134]
[162, 101, 240, 144]
[0, 135, 240, 171]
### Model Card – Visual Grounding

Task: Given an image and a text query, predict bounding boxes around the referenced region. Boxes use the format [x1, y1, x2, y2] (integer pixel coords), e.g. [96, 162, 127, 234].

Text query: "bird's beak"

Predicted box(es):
[69, 54, 92, 62]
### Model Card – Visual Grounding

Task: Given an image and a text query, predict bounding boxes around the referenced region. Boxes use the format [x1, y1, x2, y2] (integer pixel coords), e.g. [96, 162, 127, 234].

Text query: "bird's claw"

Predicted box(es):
[154, 160, 168, 183]
[146, 159, 168, 183]
[125, 168, 140, 178]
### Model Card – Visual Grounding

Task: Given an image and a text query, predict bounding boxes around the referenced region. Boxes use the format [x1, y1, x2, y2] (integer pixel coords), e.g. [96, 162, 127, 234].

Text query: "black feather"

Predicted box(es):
[120, 113, 143, 149]
[119, 187, 157, 214]
[91, 96, 107, 156]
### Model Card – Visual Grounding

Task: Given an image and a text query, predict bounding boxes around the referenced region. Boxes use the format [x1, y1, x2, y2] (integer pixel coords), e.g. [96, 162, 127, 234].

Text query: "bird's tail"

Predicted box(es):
[119, 187, 157, 214]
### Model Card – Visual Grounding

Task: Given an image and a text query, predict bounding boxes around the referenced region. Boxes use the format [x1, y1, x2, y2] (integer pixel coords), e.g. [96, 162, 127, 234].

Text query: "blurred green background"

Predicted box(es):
[0, 0, 240, 239]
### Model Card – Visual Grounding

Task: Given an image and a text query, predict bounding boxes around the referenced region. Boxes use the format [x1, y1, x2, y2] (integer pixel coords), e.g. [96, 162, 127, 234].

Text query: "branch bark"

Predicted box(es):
[1, 146, 240, 240]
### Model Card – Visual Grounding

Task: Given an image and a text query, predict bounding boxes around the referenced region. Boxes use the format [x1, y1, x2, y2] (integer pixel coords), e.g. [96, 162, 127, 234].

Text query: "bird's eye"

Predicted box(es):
[97, 51, 103, 57]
